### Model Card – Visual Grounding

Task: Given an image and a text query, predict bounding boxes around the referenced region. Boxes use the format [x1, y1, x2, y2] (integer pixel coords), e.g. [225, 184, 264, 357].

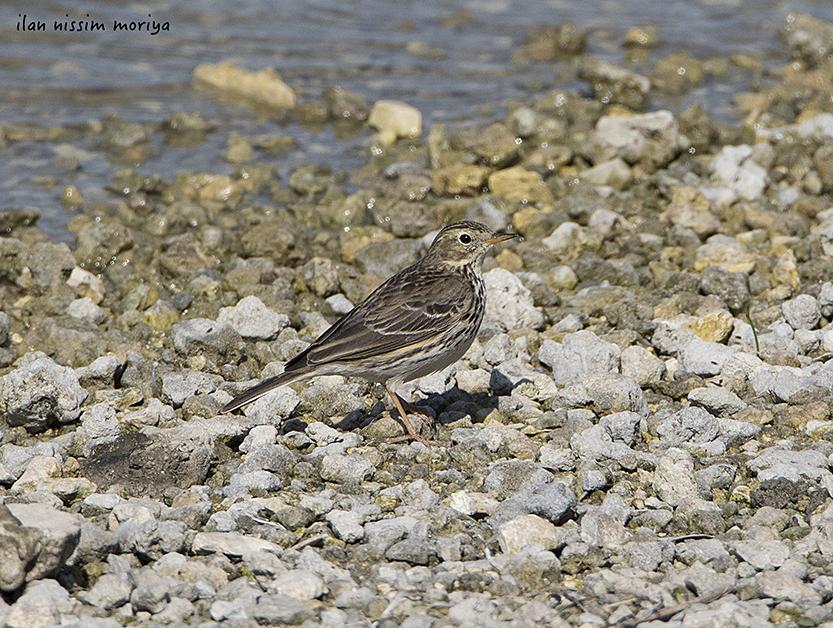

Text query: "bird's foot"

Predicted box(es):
[392, 392, 435, 426]
[386, 387, 438, 447]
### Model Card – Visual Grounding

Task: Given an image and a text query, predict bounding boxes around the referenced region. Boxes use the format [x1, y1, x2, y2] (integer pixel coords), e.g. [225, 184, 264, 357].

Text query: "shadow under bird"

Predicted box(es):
[222, 220, 516, 445]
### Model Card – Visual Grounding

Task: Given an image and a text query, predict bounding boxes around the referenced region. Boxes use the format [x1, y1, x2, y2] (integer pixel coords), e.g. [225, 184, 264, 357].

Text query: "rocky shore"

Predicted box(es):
[2, 12, 833, 628]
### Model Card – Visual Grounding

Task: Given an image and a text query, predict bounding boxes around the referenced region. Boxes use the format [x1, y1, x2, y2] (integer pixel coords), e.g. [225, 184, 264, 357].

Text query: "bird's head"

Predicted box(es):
[426, 221, 516, 266]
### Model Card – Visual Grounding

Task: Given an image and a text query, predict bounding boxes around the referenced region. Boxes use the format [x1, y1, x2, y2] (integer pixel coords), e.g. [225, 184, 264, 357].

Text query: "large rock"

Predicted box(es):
[79, 432, 212, 499]
[483, 268, 544, 331]
[171, 318, 244, 366]
[6, 504, 81, 584]
[217, 295, 289, 340]
[584, 110, 688, 172]
[0, 506, 43, 592]
[3, 357, 88, 432]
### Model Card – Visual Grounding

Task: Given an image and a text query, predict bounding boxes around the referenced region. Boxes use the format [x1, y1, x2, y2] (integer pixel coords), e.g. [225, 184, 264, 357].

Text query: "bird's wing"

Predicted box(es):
[290, 267, 470, 367]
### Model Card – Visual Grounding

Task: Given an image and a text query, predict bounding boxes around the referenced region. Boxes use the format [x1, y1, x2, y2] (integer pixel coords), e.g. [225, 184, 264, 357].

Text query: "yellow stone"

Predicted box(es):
[193, 61, 296, 108]
[496, 249, 523, 272]
[430, 163, 490, 195]
[689, 310, 734, 343]
[694, 237, 755, 272]
[340, 227, 394, 262]
[368, 100, 422, 145]
[488, 166, 553, 204]
[772, 251, 799, 288]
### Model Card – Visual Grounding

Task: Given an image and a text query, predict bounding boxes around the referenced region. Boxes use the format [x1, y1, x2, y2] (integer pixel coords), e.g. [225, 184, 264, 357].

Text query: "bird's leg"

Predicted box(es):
[392, 392, 435, 426]
[386, 386, 438, 447]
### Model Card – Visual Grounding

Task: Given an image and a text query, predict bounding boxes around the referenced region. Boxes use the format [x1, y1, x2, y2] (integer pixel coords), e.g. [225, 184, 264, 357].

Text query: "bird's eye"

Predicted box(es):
[459, 233, 471, 244]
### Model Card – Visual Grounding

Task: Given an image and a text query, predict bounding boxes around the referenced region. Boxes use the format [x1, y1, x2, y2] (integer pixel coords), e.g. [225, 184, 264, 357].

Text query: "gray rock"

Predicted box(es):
[238, 443, 297, 475]
[539, 331, 620, 386]
[356, 238, 423, 279]
[324, 293, 354, 315]
[581, 374, 648, 416]
[401, 479, 440, 510]
[580, 510, 631, 548]
[4, 578, 74, 628]
[599, 411, 643, 446]
[698, 266, 751, 314]
[320, 453, 374, 484]
[84, 493, 125, 513]
[653, 448, 699, 506]
[710, 144, 768, 201]
[672, 499, 727, 535]
[656, 406, 720, 445]
[750, 364, 823, 404]
[270, 569, 324, 600]
[192, 531, 282, 558]
[6, 503, 81, 583]
[483, 268, 544, 331]
[782, 294, 821, 330]
[22, 242, 76, 292]
[171, 318, 243, 364]
[622, 539, 674, 572]
[326, 510, 365, 543]
[651, 324, 699, 357]
[153, 597, 196, 623]
[130, 568, 171, 613]
[121, 398, 176, 429]
[586, 110, 687, 172]
[79, 431, 212, 499]
[677, 538, 731, 565]
[490, 481, 576, 527]
[386, 537, 436, 565]
[747, 448, 833, 496]
[483, 460, 554, 501]
[217, 295, 289, 340]
[678, 337, 738, 376]
[757, 569, 822, 609]
[1, 443, 55, 481]
[78, 403, 120, 441]
[364, 517, 420, 553]
[731, 539, 790, 571]
[301, 257, 341, 297]
[483, 333, 513, 365]
[239, 386, 300, 422]
[116, 519, 186, 560]
[3, 357, 88, 431]
[498, 515, 565, 555]
[570, 424, 652, 469]
[466, 201, 508, 232]
[239, 425, 277, 452]
[253, 593, 314, 625]
[507, 548, 563, 595]
[78, 573, 133, 610]
[620, 345, 665, 385]
[695, 463, 737, 497]
[672, 595, 769, 627]
[688, 387, 746, 417]
[66, 297, 107, 325]
[224, 470, 281, 496]
[0, 505, 43, 592]
[160, 369, 224, 407]
[0, 311, 9, 346]
[72, 520, 119, 564]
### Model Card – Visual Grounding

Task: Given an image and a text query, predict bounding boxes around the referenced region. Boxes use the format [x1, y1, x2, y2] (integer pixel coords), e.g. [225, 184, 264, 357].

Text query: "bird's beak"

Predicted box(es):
[485, 233, 517, 245]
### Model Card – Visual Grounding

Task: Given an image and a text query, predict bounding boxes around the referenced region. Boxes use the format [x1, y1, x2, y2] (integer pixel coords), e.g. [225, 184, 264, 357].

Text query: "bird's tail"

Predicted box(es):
[221, 370, 302, 414]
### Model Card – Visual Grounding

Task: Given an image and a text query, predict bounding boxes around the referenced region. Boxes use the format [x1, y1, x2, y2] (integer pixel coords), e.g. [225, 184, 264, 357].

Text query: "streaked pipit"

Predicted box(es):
[222, 220, 516, 445]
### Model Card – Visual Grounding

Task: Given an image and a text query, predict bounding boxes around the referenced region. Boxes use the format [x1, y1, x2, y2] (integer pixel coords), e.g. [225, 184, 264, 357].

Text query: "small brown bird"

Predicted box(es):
[222, 220, 516, 445]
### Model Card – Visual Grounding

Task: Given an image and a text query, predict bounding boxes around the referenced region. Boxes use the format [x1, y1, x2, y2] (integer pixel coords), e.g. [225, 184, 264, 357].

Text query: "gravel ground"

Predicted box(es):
[4, 13, 833, 628]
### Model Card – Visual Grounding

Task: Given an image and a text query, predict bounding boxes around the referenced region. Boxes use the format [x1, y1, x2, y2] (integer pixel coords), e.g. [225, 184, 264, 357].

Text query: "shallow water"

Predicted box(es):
[2, 0, 833, 242]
